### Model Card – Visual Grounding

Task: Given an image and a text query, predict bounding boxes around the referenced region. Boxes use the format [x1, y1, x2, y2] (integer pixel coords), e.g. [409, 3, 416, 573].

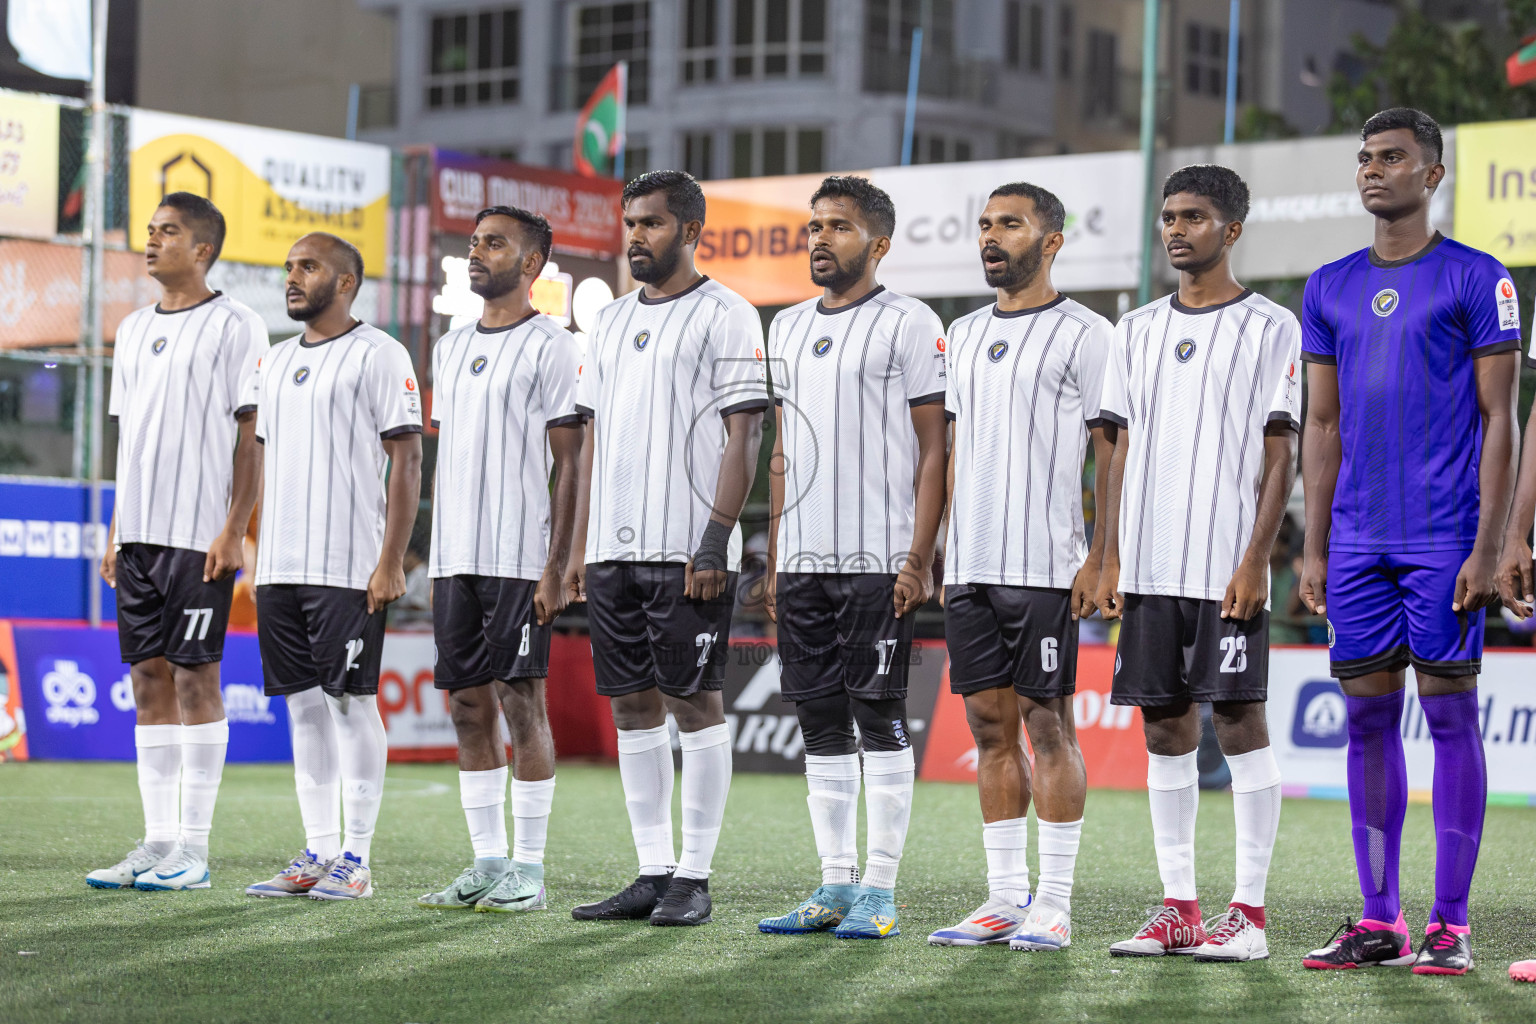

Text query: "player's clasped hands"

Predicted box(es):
[1495, 537, 1535, 619]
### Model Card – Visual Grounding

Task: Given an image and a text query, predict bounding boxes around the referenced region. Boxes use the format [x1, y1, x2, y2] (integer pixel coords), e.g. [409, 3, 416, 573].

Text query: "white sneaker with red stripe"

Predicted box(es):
[1110, 903, 1208, 957]
[1194, 905, 1269, 962]
[927, 896, 1032, 946]
[1010, 899, 1072, 951]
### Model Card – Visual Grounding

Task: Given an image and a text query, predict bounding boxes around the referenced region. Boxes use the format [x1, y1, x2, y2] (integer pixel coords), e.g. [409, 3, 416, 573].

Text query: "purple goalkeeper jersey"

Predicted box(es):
[1301, 234, 1523, 553]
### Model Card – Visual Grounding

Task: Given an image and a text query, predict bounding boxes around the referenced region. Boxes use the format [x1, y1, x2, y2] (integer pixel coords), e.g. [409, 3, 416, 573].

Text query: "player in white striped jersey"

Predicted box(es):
[417, 206, 582, 915]
[758, 176, 948, 941]
[1095, 166, 1300, 962]
[926, 182, 1112, 952]
[565, 171, 769, 926]
[88, 193, 265, 893]
[243, 233, 422, 902]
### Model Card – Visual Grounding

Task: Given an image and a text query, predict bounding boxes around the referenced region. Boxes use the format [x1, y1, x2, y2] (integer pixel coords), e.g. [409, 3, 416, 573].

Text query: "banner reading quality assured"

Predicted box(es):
[127, 109, 390, 275]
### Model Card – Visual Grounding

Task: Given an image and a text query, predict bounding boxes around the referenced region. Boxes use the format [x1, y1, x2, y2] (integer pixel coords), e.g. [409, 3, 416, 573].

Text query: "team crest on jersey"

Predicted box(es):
[633, 330, 650, 351]
[988, 340, 1009, 362]
[150, 337, 167, 355]
[470, 355, 488, 375]
[1372, 288, 1399, 317]
[812, 336, 834, 357]
[1175, 339, 1197, 362]
[293, 366, 310, 385]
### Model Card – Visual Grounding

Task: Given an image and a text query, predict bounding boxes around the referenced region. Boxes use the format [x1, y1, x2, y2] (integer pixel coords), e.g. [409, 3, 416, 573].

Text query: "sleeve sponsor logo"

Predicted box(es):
[1496, 277, 1519, 332]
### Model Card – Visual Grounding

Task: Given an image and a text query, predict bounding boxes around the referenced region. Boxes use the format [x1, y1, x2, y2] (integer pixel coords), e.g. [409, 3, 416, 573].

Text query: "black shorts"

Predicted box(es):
[585, 562, 736, 699]
[432, 575, 551, 688]
[116, 543, 236, 667]
[945, 584, 1077, 700]
[777, 573, 915, 702]
[255, 585, 386, 698]
[1111, 594, 1268, 707]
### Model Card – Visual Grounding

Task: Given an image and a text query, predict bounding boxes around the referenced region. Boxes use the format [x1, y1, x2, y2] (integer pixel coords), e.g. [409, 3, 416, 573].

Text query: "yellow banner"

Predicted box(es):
[0, 91, 60, 240]
[128, 110, 390, 275]
[1455, 119, 1536, 268]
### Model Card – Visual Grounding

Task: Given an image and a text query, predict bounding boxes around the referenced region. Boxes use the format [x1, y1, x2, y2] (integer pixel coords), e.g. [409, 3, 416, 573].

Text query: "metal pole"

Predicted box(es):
[900, 27, 923, 166]
[1136, 0, 1161, 307]
[86, 0, 109, 627]
[1223, 0, 1241, 144]
[346, 82, 360, 140]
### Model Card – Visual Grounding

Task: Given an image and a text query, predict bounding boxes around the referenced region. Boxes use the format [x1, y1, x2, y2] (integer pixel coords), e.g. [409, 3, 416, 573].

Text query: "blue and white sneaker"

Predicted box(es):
[758, 884, 861, 934]
[246, 849, 331, 897]
[929, 896, 1032, 946]
[834, 887, 901, 940]
[1010, 898, 1072, 951]
[86, 841, 167, 889]
[135, 846, 212, 891]
[309, 853, 373, 900]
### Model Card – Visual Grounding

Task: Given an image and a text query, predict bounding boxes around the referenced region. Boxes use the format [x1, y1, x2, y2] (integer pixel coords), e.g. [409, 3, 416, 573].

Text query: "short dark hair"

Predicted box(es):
[1162, 164, 1250, 223]
[622, 169, 706, 226]
[1361, 107, 1443, 163]
[988, 181, 1066, 234]
[157, 192, 226, 266]
[308, 232, 364, 282]
[475, 205, 554, 266]
[809, 175, 897, 238]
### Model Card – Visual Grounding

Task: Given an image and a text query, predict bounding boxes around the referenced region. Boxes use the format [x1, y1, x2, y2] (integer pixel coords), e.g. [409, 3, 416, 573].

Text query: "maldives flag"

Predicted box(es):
[1509, 34, 1536, 87]
[573, 61, 627, 178]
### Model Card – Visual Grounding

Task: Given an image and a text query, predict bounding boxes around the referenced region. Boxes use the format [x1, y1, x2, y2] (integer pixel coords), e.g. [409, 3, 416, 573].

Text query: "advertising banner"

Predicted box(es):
[11, 624, 291, 762]
[0, 620, 25, 761]
[0, 477, 115, 620]
[695, 172, 834, 307]
[0, 242, 157, 348]
[128, 109, 390, 275]
[1456, 118, 1536, 268]
[431, 149, 624, 258]
[0, 90, 60, 240]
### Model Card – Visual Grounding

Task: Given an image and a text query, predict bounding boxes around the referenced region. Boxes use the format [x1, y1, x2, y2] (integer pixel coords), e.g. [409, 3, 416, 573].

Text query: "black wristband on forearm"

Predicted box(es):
[692, 519, 732, 574]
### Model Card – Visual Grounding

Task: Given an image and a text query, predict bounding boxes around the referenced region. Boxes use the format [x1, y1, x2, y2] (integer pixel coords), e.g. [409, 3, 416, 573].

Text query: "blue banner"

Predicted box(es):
[0, 478, 117, 620]
[13, 624, 291, 761]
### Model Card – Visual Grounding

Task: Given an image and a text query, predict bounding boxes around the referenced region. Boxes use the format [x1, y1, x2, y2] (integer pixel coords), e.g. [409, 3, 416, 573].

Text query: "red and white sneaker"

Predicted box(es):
[1193, 905, 1269, 962]
[1110, 903, 1207, 957]
[1510, 959, 1536, 983]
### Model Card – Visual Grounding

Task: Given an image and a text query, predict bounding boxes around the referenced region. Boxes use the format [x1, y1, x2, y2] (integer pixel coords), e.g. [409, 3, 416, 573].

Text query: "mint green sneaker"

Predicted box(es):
[418, 859, 508, 910]
[834, 887, 901, 939]
[758, 884, 862, 934]
[475, 862, 546, 913]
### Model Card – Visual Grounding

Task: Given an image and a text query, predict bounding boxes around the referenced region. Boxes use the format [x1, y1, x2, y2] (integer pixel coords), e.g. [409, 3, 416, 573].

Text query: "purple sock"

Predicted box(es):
[1420, 689, 1486, 928]
[1345, 690, 1407, 924]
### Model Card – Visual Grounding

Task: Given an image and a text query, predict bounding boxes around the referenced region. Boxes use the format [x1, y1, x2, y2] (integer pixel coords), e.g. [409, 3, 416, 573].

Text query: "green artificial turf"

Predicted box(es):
[1, 761, 1533, 1023]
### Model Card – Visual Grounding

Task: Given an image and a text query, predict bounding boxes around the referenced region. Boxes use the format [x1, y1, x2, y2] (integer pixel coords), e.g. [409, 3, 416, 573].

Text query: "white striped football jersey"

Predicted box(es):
[944, 296, 1111, 589]
[575, 277, 771, 566]
[110, 292, 268, 552]
[251, 322, 422, 589]
[429, 313, 582, 580]
[1098, 290, 1301, 603]
[769, 286, 947, 574]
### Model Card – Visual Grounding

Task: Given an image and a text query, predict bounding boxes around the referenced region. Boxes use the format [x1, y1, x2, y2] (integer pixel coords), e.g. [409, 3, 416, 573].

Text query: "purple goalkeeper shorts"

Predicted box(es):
[1325, 548, 1483, 680]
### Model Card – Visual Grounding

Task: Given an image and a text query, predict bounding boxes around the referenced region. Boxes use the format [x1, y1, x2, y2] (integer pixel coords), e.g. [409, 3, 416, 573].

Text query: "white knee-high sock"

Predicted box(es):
[460, 766, 508, 860]
[1035, 817, 1084, 910]
[135, 723, 182, 849]
[806, 753, 861, 886]
[287, 689, 341, 860]
[179, 719, 228, 857]
[325, 692, 387, 866]
[862, 747, 916, 891]
[983, 817, 1031, 906]
[616, 725, 675, 875]
[511, 776, 556, 865]
[676, 724, 731, 880]
[1147, 751, 1200, 902]
[1226, 746, 1282, 909]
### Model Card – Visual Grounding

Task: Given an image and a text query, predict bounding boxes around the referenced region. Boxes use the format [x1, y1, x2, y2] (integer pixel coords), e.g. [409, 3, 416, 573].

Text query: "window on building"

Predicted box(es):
[866, 0, 954, 60]
[426, 7, 522, 110]
[1005, 2, 1044, 72]
[574, 3, 651, 107]
[729, 0, 827, 80]
[1084, 29, 1118, 117]
[681, 0, 717, 83]
[1184, 21, 1242, 99]
[623, 135, 650, 180]
[1058, 5, 1073, 79]
[477, 147, 521, 162]
[682, 130, 714, 179]
[911, 131, 973, 165]
[730, 127, 825, 177]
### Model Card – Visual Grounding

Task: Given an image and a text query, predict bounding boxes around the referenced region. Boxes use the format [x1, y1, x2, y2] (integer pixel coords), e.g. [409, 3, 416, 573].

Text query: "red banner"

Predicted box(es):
[430, 149, 623, 258]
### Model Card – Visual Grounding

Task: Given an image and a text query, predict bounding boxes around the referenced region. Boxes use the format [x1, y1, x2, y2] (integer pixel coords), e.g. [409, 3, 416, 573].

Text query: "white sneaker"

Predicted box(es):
[927, 896, 1032, 946]
[86, 841, 166, 889]
[1193, 905, 1269, 962]
[135, 846, 212, 891]
[1011, 899, 1072, 951]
